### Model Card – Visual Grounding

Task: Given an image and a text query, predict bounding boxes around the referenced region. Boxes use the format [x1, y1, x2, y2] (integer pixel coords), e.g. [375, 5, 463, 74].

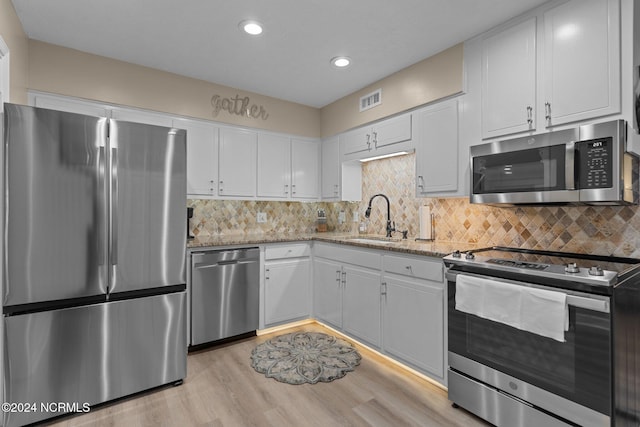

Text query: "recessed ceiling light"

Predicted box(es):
[239, 20, 263, 36]
[331, 56, 351, 68]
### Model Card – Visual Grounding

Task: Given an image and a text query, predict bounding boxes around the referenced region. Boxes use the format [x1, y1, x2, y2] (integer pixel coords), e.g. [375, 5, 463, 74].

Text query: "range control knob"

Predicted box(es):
[465, 251, 475, 260]
[588, 266, 604, 276]
[452, 250, 461, 258]
[565, 262, 580, 274]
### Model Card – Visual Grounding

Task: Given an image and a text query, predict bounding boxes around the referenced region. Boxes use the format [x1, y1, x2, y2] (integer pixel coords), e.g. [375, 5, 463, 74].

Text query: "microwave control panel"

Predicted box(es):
[578, 138, 612, 189]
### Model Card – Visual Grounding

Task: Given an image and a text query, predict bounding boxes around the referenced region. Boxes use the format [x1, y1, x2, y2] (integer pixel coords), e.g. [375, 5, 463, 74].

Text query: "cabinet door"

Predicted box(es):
[264, 259, 310, 326]
[482, 17, 536, 138]
[313, 258, 343, 328]
[415, 100, 459, 195]
[174, 118, 218, 197]
[321, 137, 341, 199]
[383, 275, 444, 379]
[341, 127, 372, 155]
[342, 265, 381, 348]
[218, 128, 257, 197]
[257, 134, 291, 198]
[372, 114, 411, 149]
[291, 139, 319, 199]
[32, 95, 110, 118]
[110, 108, 174, 127]
[543, 0, 620, 127]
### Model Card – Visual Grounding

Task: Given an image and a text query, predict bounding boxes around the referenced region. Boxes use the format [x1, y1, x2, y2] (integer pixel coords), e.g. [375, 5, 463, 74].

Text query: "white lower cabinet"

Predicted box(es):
[381, 253, 445, 383]
[313, 243, 382, 349]
[313, 258, 343, 328]
[263, 244, 311, 327]
[312, 243, 446, 384]
[382, 274, 444, 380]
[342, 265, 381, 349]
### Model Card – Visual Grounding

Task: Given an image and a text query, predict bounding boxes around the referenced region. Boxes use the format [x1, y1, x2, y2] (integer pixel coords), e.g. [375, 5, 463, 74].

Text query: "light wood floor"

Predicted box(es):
[45, 323, 489, 427]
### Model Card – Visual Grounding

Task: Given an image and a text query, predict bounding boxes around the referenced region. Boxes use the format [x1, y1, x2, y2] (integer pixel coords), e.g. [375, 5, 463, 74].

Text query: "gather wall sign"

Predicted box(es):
[211, 94, 269, 120]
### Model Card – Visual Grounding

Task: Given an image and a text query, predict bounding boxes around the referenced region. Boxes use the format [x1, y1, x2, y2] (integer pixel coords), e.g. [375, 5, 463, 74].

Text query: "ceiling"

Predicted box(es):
[12, 0, 550, 108]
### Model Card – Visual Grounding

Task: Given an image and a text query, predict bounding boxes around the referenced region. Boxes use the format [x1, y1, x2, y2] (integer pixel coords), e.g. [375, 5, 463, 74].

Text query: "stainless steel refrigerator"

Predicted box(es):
[2, 103, 187, 427]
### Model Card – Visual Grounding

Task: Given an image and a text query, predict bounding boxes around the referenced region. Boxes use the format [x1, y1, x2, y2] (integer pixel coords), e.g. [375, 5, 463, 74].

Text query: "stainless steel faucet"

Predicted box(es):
[364, 193, 395, 237]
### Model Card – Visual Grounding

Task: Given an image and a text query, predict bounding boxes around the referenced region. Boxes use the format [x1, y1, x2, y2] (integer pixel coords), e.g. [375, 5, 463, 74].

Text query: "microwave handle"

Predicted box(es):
[565, 141, 576, 190]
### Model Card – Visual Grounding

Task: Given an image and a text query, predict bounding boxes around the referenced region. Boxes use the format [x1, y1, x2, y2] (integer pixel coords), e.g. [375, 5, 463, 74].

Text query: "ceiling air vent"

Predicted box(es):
[359, 89, 382, 112]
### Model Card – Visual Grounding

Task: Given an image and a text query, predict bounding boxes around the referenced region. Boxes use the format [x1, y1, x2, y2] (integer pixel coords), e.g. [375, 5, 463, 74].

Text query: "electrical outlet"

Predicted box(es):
[338, 211, 346, 224]
[257, 212, 267, 223]
[353, 212, 359, 222]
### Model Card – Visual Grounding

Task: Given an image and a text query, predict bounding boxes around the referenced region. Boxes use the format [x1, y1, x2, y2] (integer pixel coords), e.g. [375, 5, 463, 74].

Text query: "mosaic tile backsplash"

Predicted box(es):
[189, 153, 640, 258]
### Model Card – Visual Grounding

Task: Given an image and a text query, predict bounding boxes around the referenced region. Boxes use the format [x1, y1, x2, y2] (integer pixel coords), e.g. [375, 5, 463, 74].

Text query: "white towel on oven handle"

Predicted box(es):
[454, 274, 486, 316]
[520, 286, 568, 342]
[455, 274, 568, 342]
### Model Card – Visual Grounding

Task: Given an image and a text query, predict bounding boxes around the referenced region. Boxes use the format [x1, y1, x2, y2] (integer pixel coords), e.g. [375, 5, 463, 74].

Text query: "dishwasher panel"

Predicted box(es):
[191, 248, 259, 345]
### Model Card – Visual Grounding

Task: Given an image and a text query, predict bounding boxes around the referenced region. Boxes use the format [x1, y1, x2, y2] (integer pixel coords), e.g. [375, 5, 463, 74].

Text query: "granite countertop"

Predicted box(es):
[187, 232, 479, 258]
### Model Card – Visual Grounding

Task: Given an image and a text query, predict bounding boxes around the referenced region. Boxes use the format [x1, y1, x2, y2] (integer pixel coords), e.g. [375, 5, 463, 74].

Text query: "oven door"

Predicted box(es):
[447, 271, 611, 426]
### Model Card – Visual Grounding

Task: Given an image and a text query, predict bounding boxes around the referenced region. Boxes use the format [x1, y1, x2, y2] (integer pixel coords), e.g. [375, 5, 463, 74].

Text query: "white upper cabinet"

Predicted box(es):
[542, 0, 620, 127]
[373, 113, 412, 149]
[415, 99, 460, 196]
[478, 0, 621, 140]
[257, 136, 319, 200]
[321, 137, 341, 200]
[257, 134, 291, 198]
[173, 118, 218, 198]
[481, 17, 537, 138]
[341, 113, 412, 160]
[218, 127, 257, 198]
[110, 108, 174, 127]
[341, 127, 372, 156]
[291, 139, 319, 199]
[31, 93, 110, 118]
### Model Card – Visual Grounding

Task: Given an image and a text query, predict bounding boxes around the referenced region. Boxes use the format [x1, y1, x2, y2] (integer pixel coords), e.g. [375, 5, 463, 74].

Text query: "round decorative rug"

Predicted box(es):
[250, 332, 361, 385]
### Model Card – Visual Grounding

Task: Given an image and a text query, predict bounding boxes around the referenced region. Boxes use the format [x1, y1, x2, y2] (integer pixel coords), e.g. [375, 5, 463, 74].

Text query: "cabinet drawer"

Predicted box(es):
[265, 243, 310, 260]
[314, 243, 380, 270]
[383, 254, 443, 282]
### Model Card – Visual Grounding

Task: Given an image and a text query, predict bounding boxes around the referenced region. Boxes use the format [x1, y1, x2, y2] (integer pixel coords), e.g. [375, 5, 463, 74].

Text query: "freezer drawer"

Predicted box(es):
[191, 248, 259, 345]
[3, 292, 187, 427]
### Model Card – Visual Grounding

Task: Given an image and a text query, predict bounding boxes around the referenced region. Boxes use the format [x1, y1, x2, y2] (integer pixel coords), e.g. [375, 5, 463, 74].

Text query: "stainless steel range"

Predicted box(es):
[444, 247, 640, 427]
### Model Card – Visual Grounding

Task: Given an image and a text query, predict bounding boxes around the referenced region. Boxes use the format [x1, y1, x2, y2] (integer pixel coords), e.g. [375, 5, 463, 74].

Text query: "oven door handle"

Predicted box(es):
[565, 295, 609, 313]
[446, 271, 610, 313]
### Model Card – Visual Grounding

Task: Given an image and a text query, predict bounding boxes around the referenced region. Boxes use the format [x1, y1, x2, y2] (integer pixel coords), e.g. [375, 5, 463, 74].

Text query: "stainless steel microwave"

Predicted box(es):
[470, 120, 639, 205]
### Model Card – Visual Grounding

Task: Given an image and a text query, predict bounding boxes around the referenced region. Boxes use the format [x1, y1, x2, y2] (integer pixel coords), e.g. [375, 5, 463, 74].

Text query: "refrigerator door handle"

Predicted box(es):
[98, 146, 106, 266]
[110, 147, 118, 268]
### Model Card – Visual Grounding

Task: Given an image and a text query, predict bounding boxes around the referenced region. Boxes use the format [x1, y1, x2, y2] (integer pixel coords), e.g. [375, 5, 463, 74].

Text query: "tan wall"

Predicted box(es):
[0, 0, 29, 104]
[25, 38, 462, 139]
[320, 44, 464, 138]
[28, 41, 321, 138]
